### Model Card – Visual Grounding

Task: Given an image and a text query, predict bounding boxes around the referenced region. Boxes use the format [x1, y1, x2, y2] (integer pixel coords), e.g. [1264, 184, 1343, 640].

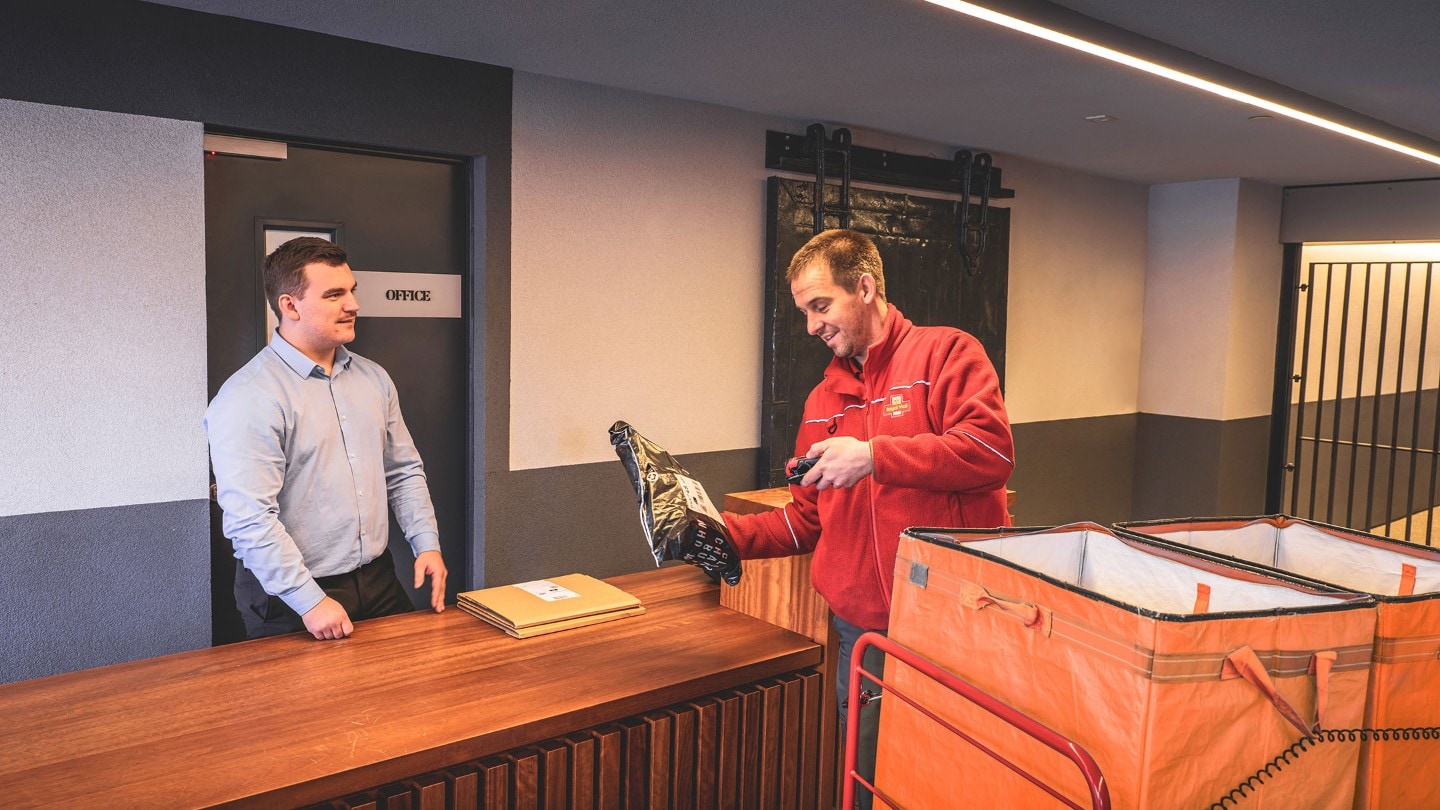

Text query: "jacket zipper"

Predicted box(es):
[860, 366, 891, 612]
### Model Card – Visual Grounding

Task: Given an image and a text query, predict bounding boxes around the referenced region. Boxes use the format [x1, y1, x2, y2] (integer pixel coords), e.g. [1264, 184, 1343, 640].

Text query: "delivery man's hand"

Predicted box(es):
[804, 436, 874, 490]
[415, 549, 448, 613]
[302, 596, 354, 640]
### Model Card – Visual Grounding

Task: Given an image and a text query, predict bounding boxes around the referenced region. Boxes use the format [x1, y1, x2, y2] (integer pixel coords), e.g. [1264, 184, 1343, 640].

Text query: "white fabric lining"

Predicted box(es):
[967, 528, 1345, 614]
[1145, 520, 1440, 597]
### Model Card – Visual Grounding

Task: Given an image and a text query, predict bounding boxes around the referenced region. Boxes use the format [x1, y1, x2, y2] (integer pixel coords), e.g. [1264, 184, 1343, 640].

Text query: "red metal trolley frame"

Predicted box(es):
[843, 632, 1111, 809]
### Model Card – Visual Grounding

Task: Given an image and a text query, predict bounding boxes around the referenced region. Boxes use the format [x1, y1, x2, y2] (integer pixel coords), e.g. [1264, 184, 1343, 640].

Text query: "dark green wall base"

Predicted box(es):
[1010, 412, 1271, 527]
[1009, 414, 1138, 526]
[479, 412, 1275, 589]
[1131, 412, 1271, 520]
[483, 448, 761, 588]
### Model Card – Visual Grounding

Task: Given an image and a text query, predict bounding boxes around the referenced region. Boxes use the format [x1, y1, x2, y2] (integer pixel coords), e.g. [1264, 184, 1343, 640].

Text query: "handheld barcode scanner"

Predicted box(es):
[785, 456, 817, 485]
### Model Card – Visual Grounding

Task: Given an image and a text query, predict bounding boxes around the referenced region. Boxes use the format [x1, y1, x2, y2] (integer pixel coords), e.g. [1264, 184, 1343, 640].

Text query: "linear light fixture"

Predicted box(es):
[921, 0, 1440, 167]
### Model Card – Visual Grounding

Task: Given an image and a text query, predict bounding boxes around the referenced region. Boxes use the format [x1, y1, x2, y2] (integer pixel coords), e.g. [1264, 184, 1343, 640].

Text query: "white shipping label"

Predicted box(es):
[676, 474, 722, 522]
[513, 579, 581, 601]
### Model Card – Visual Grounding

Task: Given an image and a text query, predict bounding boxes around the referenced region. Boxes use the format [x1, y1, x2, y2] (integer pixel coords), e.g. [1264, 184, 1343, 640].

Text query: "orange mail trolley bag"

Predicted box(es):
[1117, 515, 1440, 809]
[873, 523, 1376, 810]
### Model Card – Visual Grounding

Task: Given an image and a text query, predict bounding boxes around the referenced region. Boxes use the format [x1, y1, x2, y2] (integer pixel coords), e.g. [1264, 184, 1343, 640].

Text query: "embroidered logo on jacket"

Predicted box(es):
[883, 394, 912, 418]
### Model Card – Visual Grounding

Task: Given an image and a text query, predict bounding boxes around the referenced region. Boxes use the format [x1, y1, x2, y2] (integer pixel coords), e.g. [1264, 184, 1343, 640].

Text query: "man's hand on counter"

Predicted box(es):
[303, 596, 355, 640]
[415, 550, 448, 613]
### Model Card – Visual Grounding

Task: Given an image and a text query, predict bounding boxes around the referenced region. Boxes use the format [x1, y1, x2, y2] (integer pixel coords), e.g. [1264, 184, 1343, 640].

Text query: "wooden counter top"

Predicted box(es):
[0, 567, 820, 808]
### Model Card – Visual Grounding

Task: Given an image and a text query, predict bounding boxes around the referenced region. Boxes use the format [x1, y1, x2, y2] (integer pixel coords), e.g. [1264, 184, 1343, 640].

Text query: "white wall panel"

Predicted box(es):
[1000, 156, 1149, 424]
[510, 72, 786, 470]
[0, 100, 206, 516]
[1139, 179, 1241, 419]
[1225, 180, 1284, 420]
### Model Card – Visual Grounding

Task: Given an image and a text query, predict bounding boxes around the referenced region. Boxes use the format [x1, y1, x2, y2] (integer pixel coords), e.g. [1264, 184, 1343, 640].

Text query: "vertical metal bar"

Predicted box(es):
[1291, 261, 1319, 515]
[1307, 263, 1335, 519]
[1385, 263, 1415, 535]
[1266, 244, 1303, 513]
[1365, 262, 1395, 531]
[808, 124, 826, 234]
[836, 129, 852, 230]
[1325, 263, 1354, 524]
[1425, 262, 1440, 547]
[1404, 263, 1434, 542]
[1344, 261, 1375, 525]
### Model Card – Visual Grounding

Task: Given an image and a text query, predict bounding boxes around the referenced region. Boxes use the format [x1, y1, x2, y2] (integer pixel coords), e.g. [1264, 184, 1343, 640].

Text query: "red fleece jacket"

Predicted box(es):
[725, 306, 1013, 631]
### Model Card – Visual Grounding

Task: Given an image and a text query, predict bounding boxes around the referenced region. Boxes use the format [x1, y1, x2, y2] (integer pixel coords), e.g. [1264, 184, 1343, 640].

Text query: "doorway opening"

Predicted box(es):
[205, 137, 471, 643]
[1275, 242, 1440, 545]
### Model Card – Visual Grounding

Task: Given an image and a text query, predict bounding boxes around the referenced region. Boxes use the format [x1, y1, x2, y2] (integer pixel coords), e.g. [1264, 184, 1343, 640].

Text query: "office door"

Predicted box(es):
[205, 139, 469, 643]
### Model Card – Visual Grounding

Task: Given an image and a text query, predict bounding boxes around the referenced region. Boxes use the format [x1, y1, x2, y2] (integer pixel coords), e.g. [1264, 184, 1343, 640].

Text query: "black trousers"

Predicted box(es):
[234, 548, 415, 639]
[834, 615, 886, 810]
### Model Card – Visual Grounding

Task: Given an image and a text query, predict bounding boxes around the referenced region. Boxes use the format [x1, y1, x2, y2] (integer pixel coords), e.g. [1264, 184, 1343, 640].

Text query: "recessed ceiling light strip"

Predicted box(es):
[922, 0, 1440, 167]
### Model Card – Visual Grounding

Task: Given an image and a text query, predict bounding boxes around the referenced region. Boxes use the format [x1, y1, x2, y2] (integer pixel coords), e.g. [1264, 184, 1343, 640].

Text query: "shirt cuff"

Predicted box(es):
[408, 531, 441, 556]
[281, 579, 328, 616]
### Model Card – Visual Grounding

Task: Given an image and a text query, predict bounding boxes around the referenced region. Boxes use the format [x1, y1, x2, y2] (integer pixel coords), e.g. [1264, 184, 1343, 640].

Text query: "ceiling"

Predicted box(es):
[150, 0, 1440, 187]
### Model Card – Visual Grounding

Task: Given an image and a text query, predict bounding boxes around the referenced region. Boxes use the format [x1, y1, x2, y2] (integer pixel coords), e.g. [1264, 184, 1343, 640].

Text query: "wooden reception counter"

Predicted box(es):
[0, 567, 822, 808]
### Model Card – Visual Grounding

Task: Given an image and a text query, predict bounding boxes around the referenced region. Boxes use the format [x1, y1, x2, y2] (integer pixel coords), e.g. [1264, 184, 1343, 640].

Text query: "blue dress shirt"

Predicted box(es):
[204, 332, 439, 615]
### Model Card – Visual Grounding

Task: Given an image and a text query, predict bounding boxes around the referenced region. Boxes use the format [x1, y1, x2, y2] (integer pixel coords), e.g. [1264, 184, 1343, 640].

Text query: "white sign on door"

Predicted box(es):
[351, 270, 462, 318]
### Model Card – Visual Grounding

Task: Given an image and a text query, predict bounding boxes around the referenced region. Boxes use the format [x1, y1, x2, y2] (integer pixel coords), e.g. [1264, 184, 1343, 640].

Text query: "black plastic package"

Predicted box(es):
[609, 420, 743, 586]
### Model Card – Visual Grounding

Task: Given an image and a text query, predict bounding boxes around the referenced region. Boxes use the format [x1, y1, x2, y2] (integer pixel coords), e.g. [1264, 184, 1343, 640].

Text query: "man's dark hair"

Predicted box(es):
[786, 228, 886, 300]
[262, 237, 348, 318]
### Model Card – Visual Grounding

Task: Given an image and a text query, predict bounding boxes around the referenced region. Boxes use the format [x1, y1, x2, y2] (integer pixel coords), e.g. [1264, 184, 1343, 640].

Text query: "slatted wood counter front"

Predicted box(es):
[0, 567, 822, 808]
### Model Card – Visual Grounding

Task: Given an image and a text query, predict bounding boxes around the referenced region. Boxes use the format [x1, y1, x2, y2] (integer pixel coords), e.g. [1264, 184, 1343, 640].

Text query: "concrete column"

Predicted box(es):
[1134, 178, 1283, 518]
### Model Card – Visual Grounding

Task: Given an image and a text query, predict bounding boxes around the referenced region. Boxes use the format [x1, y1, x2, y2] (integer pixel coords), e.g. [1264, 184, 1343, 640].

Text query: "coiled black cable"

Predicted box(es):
[1210, 726, 1440, 808]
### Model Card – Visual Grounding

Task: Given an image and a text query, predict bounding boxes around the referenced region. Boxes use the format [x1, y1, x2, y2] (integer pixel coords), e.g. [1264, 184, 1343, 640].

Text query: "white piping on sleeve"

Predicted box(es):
[781, 505, 801, 551]
[956, 429, 1014, 466]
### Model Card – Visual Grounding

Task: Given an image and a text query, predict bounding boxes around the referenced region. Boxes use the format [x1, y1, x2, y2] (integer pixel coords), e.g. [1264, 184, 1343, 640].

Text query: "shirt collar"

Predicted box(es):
[268, 331, 352, 378]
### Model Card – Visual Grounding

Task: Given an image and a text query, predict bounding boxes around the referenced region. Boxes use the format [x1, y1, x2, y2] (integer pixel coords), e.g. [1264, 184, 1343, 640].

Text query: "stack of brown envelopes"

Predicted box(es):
[457, 574, 644, 638]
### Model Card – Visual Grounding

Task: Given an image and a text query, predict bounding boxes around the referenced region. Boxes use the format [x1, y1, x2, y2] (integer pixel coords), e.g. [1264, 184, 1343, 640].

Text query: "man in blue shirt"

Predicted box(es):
[205, 237, 448, 640]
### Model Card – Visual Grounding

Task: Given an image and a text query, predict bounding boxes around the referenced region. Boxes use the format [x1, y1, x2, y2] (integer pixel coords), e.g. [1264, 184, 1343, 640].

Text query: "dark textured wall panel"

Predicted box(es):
[1010, 414, 1137, 526]
[0, 500, 209, 684]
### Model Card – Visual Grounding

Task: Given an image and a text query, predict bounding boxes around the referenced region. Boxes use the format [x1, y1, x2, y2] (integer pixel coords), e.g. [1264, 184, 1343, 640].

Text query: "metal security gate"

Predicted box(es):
[1271, 250, 1440, 545]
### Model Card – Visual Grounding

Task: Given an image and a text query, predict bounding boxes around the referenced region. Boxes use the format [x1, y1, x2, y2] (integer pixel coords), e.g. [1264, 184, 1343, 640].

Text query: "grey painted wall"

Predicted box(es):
[1282, 179, 1440, 243]
[0, 100, 209, 682]
[0, 501, 208, 682]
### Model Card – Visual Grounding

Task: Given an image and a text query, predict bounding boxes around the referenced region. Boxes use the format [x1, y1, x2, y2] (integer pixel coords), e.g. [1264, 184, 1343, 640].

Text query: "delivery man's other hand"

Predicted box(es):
[415, 549, 448, 613]
[804, 436, 874, 490]
[302, 596, 354, 640]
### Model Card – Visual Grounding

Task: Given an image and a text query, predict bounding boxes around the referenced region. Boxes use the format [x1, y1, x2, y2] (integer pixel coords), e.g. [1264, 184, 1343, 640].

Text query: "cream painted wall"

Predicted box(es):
[0, 99, 207, 516]
[510, 75, 1153, 470]
[1138, 179, 1238, 420]
[999, 155, 1149, 424]
[1225, 180, 1284, 420]
[510, 72, 787, 470]
[1139, 179, 1283, 421]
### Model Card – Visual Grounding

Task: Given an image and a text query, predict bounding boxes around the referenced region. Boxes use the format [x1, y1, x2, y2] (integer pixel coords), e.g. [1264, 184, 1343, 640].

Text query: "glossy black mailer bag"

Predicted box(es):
[609, 420, 742, 585]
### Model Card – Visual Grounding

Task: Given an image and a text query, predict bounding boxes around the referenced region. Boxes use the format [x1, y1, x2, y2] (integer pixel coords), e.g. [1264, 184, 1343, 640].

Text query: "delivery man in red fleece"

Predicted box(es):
[722, 228, 1013, 802]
